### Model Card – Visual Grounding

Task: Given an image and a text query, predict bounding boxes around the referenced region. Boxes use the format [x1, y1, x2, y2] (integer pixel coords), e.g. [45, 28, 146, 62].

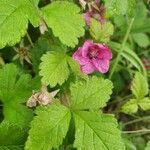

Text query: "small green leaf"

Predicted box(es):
[70, 76, 113, 110]
[25, 103, 71, 150]
[0, 0, 39, 48]
[132, 33, 150, 48]
[73, 111, 125, 150]
[121, 99, 138, 114]
[90, 19, 114, 43]
[39, 50, 70, 87]
[138, 97, 150, 111]
[104, 0, 136, 17]
[131, 72, 148, 99]
[42, 1, 85, 47]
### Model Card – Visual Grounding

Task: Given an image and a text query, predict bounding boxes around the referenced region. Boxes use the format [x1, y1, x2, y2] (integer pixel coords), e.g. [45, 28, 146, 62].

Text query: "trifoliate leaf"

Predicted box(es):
[0, 0, 39, 48]
[73, 111, 125, 150]
[70, 76, 113, 110]
[121, 99, 138, 114]
[0, 121, 27, 145]
[122, 97, 150, 114]
[131, 72, 148, 99]
[132, 33, 150, 48]
[40, 50, 70, 87]
[42, 1, 85, 47]
[25, 103, 71, 150]
[0, 64, 40, 127]
[90, 19, 114, 43]
[138, 97, 150, 111]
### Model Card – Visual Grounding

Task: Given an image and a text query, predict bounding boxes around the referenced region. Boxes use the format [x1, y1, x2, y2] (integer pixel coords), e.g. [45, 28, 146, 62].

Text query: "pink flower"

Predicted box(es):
[73, 40, 112, 74]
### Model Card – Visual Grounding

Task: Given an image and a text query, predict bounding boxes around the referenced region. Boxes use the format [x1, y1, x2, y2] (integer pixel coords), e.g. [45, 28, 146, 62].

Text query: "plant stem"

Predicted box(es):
[109, 18, 134, 79]
[26, 32, 34, 47]
[124, 116, 150, 126]
[122, 129, 150, 134]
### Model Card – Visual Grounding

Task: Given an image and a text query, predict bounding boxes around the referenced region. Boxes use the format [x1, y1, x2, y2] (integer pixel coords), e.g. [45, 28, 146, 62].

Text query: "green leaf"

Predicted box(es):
[70, 76, 113, 110]
[73, 111, 125, 150]
[0, 145, 23, 150]
[123, 138, 137, 150]
[42, 1, 85, 47]
[0, 64, 40, 127]
[67, 56, 85, 78]
[145, 141, 150, 150]
[131, 72, 148, 99]
[132, 33, 150, 48]
[109, 42, 146, 76]
[0, 0, 39, 48]
[0, 121, 27, 145]
[25, 103, 71, 150]
[121, 99, 138, 114]
[134, 2, 148, 23]
[31, 0, 40, 7]
[122, 46, 146, 75]
[104, 0, 136, 17]
[30, 36, 51, 73]
[39, 44, 84, 87]
[39, 50, 70, 87]
[122, 72, 149, 114]
[138, 97, 150, 111]
[90, 19, 114, 43]
[132, 137, 146, 150]
[122, 98, 150, 114]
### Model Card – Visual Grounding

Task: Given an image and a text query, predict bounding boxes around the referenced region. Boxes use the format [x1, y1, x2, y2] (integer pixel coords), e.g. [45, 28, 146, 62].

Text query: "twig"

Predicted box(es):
[26, 32, 34, 47]
[122, 129, 150, 134]
[124, 116, 150, 126]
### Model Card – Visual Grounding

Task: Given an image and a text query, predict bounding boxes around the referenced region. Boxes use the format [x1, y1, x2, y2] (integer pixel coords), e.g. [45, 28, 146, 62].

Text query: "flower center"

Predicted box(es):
[88, 47, 99, 59]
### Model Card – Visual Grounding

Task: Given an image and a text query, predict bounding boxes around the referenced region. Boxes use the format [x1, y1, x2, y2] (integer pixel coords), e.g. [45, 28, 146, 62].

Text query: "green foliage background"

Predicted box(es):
[0, 0, 150, 150]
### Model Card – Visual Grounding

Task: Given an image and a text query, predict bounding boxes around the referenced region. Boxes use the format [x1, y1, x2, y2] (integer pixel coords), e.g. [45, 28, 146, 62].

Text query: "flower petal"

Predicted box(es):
[73, 51, 91, 66]
[97, 44, 112, 60]
[92, 58, 110, 73]
[73, 47, 82, 59]
[82, 40, 93, 57]
[81, 61, 96, 74]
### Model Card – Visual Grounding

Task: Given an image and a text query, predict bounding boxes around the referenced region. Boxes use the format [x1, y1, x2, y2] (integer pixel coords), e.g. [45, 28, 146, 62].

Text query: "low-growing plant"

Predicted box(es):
[0, 0, 150, 150]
